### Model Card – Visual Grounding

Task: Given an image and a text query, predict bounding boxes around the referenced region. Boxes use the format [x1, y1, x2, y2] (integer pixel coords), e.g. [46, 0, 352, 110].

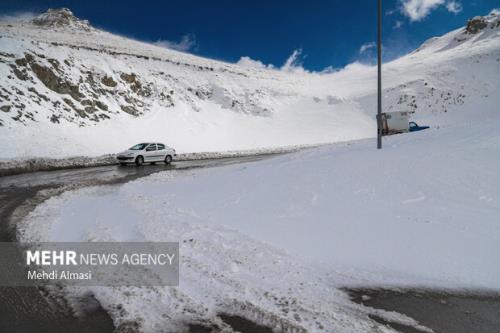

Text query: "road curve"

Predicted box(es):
[0, 156, 274, 333]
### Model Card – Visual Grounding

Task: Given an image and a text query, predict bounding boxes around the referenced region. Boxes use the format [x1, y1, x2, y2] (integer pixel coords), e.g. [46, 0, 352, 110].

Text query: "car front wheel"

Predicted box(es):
[164, 155, 173, 164]
[135, 156, 144, 166]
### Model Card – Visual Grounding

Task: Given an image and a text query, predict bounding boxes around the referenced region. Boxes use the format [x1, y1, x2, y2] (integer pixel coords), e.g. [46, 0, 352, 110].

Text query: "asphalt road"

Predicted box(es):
[1, 157, 499, 333]
[347, 288, 500, 333]
[0, 156, 273, 333]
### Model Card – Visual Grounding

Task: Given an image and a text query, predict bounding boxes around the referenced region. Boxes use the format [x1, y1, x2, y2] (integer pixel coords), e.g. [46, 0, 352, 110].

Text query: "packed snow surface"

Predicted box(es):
[18, 116, 500, 331]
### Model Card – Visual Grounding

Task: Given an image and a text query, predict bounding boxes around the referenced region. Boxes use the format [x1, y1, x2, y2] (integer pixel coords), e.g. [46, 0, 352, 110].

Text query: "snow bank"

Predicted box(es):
[0, 143, 320, 176]
[0, 154, 116, 176]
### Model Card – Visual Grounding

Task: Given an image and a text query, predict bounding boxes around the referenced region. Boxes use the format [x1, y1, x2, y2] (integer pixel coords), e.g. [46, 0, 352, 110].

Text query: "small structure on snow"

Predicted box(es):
[380, 111, 410, 135]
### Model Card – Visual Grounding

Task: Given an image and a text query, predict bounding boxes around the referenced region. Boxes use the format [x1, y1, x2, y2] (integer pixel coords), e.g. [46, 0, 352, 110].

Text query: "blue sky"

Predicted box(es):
[1, 0, 499, 71]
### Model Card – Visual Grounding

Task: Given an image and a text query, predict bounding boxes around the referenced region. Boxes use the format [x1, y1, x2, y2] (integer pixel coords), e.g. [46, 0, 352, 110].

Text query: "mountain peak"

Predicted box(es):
[465, 11, 500, 34]
[413, 11, 500, 54]
[31, 8, 93, 31]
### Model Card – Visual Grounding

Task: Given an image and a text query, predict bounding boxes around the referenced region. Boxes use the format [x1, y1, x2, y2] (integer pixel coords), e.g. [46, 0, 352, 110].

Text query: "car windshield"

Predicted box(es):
[129, 143, 148, 150]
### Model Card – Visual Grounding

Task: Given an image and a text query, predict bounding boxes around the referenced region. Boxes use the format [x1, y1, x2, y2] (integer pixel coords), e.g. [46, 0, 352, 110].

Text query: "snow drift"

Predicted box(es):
[18, 116, 500, 332]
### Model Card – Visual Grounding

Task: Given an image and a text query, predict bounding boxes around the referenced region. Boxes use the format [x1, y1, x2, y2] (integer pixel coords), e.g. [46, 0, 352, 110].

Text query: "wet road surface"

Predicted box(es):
[348, 288, 500, 333]
[0, 156, 274, 333]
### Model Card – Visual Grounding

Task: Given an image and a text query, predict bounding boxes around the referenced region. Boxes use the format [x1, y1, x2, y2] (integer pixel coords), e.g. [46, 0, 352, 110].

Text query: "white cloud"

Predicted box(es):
[280, 49, 308, 73]
[400, 0, 445, 21]
[400, 0, 463, 21]
[236, 56, 274, 69]
[394, 20, 404, 29]
[238, 50, 309, 73]
[319, 66, 337, 74]
[236, 49, 385, 75]
[238, 49, 309, 73]
[154, 34, 197, 52]
[446, 1, 462, 14]
[0, 11, 37, 22]
[359, 42, 376, 54]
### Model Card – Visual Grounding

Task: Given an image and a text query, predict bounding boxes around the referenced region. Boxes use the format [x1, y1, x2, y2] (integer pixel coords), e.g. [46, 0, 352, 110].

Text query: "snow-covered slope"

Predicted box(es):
[9, 9, 500, 332]
[0, 9, 499, 159]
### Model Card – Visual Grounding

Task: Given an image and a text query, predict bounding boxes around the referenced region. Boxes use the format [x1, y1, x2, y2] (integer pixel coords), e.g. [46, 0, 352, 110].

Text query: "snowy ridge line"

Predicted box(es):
[42, 40, 249, 78]
[0, 143, 324, 177]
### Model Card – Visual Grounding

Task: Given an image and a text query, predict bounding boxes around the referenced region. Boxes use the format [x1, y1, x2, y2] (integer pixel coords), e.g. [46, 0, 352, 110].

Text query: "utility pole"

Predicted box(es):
[377, 0, 383, 149]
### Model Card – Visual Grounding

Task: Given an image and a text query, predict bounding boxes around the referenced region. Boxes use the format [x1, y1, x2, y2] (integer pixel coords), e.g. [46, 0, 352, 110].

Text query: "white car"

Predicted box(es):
[117, 142, 176, 166]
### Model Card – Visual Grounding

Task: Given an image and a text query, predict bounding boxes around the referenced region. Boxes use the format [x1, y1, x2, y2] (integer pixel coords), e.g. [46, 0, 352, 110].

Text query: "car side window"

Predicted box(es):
[146, 144, 157, 151]
[157, 144, 165, 150]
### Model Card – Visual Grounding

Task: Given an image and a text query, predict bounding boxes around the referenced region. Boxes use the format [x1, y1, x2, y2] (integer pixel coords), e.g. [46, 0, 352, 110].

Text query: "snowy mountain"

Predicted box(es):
[6, 9, 500, 332]
[0, 8, 499, 159]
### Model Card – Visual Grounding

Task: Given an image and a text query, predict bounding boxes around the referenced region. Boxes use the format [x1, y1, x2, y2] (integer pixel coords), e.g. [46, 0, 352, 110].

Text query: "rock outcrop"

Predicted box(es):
[31, 8, 93, 31]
